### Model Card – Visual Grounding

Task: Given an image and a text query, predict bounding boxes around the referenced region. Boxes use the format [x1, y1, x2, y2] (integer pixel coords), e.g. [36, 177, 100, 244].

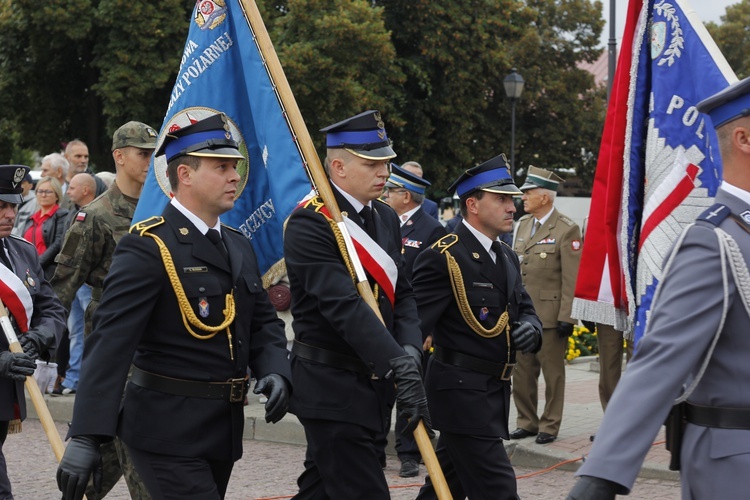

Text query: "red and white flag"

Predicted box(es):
[572, 0, 735, 345]
[0, 264, 32, 334]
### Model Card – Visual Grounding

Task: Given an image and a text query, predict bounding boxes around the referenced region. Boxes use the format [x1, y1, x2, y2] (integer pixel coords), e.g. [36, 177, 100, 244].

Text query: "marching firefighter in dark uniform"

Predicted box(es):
[382, 162, 446, 477]
[0, 164, 66, 499]
[56, 113, 292, 500]
[284, 110, 430, 499]
[412, 155, 542, 499]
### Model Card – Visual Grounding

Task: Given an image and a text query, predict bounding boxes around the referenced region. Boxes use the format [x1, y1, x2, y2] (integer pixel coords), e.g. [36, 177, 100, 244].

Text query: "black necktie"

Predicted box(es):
[491, 241, 505, 264]
[0, 240, 12, 270]
[206, 229, 229, 263]
[359, 206, 377, 241]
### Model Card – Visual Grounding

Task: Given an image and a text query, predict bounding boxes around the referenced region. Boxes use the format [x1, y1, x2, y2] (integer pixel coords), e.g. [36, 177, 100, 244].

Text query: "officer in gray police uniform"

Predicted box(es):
[568, 76, 750, 499]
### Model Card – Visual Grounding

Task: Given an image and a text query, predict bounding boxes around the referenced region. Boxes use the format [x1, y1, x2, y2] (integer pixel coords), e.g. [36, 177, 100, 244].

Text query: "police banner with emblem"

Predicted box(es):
[571, 0, 736, 346]
[133, 0, 312, 287]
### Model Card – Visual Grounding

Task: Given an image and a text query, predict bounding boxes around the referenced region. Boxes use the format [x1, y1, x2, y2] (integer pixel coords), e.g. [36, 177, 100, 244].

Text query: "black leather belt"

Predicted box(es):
[130, 366, 249, 403]
[685, 402, 750, 430]
[433, 345, 514, 381]
[292, 340, 374, 376]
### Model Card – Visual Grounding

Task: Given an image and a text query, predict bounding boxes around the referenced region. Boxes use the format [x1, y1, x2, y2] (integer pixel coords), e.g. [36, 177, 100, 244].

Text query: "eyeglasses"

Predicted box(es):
[36, 190, 54, 196]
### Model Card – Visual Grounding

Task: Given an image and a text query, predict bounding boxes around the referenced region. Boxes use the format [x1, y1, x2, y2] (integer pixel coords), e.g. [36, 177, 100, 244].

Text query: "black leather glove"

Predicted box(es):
[389, 355, 432, 436]
[57, 435, 103, 500]
[0, 350, 35, 381]
[253, 374, 290, 424]
[511, 322, 540, 354]
[582, 320, 597, 333]
[402, 344, 423, 375]
[557, 321, 575, 339]
[19, 328, 54, 361]
[567, 475, 623, 499]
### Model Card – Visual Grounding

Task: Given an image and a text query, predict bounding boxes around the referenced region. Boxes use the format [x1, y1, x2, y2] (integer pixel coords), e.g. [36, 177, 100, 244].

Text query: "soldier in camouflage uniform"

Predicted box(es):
[51, 121, 157, 500]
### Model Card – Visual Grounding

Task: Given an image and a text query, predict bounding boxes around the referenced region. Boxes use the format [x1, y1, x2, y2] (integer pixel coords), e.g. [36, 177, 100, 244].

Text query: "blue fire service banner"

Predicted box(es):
[133, 0, 312, 287]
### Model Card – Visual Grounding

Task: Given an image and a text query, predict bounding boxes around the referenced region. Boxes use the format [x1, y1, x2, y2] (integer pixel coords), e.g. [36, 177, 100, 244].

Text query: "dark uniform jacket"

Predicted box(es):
[0, 235, 66, 421]
[284, 190, 422, 432]
[400, 206, 447, 279]
[411, 222, 541, 438]
[68, 204, 291, 461]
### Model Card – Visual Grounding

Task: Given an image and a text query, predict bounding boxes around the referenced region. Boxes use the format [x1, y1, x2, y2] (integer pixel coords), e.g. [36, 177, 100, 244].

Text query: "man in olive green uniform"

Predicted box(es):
[51, 120, 157, 499]
[510, 166, 582, 445]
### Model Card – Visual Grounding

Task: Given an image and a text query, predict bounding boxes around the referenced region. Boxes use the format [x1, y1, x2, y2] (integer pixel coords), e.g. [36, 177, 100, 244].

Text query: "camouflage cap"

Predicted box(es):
[112, 121, 158, 151]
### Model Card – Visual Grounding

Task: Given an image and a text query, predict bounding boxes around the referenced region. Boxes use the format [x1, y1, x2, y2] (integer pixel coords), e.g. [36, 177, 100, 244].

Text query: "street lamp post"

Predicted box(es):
[503, 68, 525, 179]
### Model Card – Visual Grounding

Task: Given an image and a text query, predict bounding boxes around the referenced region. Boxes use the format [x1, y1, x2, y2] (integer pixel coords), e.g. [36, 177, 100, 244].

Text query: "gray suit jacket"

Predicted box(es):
[577, 187, 750, 498]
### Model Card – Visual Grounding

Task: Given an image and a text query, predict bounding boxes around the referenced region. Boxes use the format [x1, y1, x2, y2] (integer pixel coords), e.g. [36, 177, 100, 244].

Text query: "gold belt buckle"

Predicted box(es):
[500, 363, 515, 381]
[228, 378, 247, 403]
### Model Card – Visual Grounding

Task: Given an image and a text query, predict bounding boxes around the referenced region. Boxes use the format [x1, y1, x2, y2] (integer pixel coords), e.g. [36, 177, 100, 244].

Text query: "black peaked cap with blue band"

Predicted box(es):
[155, 113, 245, 163]
[386, 163, 430, 195]
[0, 165, 30, 204]
[448, 154, 521, 197]
[320, 110, 396, 160]
[696, 76, 750, 129]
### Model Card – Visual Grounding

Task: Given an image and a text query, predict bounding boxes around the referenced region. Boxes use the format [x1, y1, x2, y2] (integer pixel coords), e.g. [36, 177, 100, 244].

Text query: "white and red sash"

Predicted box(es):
[298, 197, 398, 306]
[0, 263, 32, 333]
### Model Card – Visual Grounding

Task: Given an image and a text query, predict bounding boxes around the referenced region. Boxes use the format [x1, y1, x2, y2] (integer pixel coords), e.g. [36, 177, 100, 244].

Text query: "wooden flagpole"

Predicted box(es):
[239, 1, 452, 498]
[0, 299, 65, 461]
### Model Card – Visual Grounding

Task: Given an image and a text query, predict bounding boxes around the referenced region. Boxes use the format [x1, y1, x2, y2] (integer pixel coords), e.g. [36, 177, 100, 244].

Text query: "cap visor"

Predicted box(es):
[187, 146, 245, 160]
[520, 181, 541, 191]
[0, 194, 23, 204]
[346, 145, 397, 161]
[482, 183, 522, 195]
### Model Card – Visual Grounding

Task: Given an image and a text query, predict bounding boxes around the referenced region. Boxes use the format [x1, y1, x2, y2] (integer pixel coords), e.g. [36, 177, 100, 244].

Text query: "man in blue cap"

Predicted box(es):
[411, 155, 542, 499]
[383, 163, 447, 279]
[568, 76, 750, 499]
[381, 162, 446, 477]
[56, 113, 292, 500]
[284, 110, 430, 498]
[0, 164, 66, 499]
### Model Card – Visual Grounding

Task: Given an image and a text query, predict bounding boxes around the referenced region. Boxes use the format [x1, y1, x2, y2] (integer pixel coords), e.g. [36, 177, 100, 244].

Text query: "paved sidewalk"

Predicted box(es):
[24, 357, 678, 484]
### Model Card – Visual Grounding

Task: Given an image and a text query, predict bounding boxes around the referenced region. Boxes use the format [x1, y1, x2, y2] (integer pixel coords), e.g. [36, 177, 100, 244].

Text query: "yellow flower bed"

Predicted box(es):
[566, 324, 598, 361]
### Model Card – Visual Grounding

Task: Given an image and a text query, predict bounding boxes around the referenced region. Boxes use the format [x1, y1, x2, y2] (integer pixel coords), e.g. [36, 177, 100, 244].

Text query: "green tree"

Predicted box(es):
[376, 0, 606, 196]
[263, 0, 406, 159]
[706, 0, 750, 79]
[0, 0, 189, 169]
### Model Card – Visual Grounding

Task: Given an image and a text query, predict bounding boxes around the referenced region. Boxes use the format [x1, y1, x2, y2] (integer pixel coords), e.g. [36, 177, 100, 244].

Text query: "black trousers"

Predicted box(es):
[126, 444, 233, 500]
[295, 418, 390, 499]
[0, 421, 11, 500]
[416, 431, 518, 500]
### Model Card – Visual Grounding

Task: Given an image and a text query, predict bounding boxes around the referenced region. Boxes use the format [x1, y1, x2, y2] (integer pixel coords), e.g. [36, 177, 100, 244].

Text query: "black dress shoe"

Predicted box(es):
[535, 432, 557, 444]
[509, 428, 538, 439]
[399, 458, 420, 478]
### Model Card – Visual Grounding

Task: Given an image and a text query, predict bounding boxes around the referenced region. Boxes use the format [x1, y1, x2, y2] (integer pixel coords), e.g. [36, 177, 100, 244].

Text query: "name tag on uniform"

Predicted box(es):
[183, 266, 208, 273]
[473, 282, 493, 289]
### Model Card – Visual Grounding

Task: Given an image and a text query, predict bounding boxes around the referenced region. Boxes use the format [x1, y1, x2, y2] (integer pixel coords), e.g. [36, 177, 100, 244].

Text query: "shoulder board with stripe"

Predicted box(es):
[697, 203, 730, 226]
[130, 216, 165, 235]
[431, 233, 459, 254]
